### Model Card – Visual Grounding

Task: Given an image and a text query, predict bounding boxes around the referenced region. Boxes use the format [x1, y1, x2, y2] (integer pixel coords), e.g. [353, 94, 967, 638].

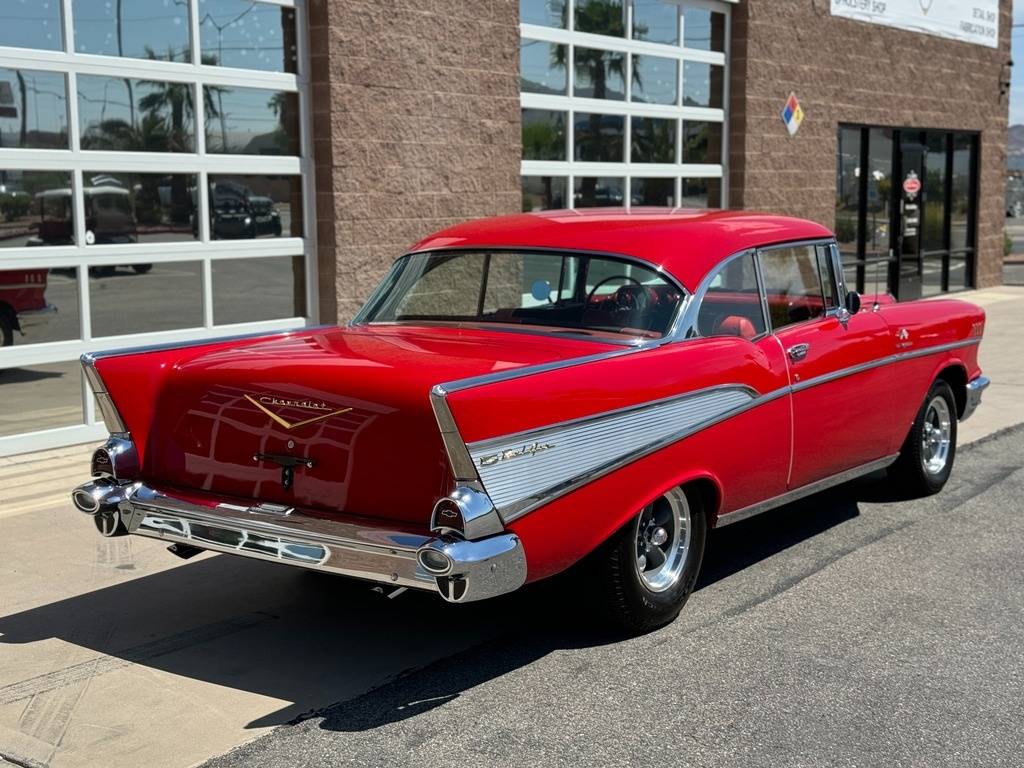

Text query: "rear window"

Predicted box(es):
[359, 250, 685, 339]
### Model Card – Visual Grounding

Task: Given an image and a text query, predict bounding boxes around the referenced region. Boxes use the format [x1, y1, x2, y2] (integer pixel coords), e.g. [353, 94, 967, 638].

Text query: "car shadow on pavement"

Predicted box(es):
[0, 479, 875, 732]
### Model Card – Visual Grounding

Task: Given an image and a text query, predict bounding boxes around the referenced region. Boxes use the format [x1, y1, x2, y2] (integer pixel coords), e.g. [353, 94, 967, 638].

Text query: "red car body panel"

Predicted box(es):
[81, 209, 987, 593]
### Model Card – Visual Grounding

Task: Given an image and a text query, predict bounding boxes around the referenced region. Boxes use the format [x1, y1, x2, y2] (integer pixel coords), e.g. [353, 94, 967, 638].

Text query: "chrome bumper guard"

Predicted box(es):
[71, 479, 526, 603]
[961, 375, 990, 421]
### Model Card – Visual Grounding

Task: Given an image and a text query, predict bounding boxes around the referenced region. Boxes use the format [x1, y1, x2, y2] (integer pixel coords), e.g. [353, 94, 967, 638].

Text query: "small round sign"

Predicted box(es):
[903, 176, 922, 196]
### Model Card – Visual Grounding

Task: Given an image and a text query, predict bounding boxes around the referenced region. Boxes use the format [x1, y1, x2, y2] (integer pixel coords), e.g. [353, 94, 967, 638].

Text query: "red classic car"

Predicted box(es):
[72, 210, 988, 631]
[0, 269, 57, 347]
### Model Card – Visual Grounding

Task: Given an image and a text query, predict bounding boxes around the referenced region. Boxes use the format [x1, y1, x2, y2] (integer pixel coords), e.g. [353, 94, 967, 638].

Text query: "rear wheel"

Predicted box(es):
[888, 379, 957, 497]
[0, 312, 12, 347]
[592, 486, 706, 633]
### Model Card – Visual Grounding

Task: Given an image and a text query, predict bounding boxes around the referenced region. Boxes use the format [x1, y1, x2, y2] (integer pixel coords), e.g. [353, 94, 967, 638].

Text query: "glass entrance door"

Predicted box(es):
[896, 134, 926, 300]
[836, 125, 978, 300]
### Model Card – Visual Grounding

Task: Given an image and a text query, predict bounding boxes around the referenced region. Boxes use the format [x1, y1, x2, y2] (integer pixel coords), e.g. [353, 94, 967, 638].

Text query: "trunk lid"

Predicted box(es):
[130, 325, 614, 526]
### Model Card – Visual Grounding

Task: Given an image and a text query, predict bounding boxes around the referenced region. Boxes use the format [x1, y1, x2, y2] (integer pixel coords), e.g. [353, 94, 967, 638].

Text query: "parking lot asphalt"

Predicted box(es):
[201, 424, 1024, 768]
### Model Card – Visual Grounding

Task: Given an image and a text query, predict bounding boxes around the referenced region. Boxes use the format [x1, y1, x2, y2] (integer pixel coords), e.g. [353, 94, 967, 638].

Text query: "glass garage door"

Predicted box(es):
[519, 0, 731, 211]
[0, 0, 316, 455]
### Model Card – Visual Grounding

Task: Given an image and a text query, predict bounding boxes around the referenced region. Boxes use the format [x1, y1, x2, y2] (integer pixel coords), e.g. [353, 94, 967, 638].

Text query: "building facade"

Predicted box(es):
[0, 0, 1010, 454]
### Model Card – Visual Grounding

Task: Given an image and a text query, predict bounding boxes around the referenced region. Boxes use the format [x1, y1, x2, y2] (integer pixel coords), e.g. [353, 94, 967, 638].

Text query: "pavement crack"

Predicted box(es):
[722, 520, 914, 619]
[0, 751, 47, 768]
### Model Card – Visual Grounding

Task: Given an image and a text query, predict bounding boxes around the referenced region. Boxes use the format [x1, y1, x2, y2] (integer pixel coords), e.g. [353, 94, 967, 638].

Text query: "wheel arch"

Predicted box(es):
[935, 362, 968, 418]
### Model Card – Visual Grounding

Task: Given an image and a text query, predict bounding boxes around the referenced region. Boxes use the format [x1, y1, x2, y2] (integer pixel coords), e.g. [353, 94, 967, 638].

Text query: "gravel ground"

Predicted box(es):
[204, 425, 1024, 768]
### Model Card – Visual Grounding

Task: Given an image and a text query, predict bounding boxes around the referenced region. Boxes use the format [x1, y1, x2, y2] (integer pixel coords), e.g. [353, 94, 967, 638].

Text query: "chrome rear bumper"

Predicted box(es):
[71, 479, 526, 603]
[961, 375, 990, 421]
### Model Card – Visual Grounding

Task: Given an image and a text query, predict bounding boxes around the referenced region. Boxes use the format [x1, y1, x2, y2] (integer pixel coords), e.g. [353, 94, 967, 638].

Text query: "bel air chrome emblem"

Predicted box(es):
[478, 441, 555, 467]
[243, 394, 352, 430]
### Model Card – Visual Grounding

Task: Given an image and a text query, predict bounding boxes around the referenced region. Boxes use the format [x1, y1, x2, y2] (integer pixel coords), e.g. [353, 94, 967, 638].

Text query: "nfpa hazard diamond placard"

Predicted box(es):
[780, 92, 804, 137]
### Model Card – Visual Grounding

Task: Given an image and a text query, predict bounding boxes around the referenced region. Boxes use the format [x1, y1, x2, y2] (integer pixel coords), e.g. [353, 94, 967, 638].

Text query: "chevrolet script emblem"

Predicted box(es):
[478, 441, 555, 467]
[243, 394, 352, 430]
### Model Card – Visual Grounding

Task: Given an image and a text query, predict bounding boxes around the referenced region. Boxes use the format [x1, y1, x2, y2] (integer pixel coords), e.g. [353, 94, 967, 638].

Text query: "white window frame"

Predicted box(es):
[0, 0, 317, 456]
[520, 0, 734, 209]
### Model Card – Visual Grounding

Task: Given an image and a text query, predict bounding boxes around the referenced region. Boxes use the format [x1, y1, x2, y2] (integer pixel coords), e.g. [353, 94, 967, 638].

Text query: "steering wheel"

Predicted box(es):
[586, 275, 648, 314]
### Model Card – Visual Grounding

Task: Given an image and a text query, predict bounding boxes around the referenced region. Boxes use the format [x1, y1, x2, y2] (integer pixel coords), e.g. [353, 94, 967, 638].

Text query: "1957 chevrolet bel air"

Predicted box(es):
[72, 209, 989, 631]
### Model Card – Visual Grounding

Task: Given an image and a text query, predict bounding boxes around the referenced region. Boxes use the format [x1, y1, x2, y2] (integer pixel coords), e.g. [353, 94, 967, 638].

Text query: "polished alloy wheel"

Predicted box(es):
[921, 395, 952, 475]
[634, 488, 691, 592]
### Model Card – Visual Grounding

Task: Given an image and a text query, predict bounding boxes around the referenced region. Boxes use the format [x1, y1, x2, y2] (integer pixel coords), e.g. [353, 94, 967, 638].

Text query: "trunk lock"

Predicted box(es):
[252, 452, 316, 490]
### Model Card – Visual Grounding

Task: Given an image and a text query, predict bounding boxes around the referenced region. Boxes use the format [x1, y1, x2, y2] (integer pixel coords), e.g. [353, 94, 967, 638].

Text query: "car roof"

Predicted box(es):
[409, 208, 834, 291]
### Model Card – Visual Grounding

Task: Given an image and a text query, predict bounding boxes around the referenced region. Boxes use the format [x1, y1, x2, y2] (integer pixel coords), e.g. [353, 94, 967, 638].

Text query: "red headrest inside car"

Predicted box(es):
[715, 315, 757, 340]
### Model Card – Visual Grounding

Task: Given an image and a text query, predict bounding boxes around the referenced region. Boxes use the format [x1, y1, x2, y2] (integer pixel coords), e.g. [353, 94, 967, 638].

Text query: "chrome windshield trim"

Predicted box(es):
[717, 454, 900, 527]
[359, 320, 649, 347]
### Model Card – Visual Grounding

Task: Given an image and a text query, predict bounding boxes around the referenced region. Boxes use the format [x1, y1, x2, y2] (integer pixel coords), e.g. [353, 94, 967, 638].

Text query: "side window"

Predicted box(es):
[815, 244, 839, 310]
[758, 245, 827, 330]
[695, 252, 766, 340]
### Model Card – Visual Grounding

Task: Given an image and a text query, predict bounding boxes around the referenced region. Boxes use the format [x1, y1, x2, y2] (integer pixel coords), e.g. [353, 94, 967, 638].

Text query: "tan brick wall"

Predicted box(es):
[307, 0, 522, 322]
[728, 0, 1011, 289]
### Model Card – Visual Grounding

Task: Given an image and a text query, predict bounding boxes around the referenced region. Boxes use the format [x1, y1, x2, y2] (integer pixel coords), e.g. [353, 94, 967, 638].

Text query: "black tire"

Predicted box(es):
[132, 264, 153, 275]
[888, 379, 958, 497]
[591, 486, 707, 634]
[0, 312, 12, 347]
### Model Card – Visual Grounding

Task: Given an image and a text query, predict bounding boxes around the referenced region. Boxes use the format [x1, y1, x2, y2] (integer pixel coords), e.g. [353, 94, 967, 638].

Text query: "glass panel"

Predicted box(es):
[696, 253, 766, 338]
[0, 1, 63, 52]
[81, 171, 197, 245]
[212, 256, 305, 324]
[204, 86, 299, 155]
[683, 121, 722, 164]
[630, 178, 674, 206]
[835, 126, 860, 261]
[759, 246, 826, 330]
[631, 117, 676, 163]
[864, 128, 893, 264]
[631, 54, 677, 105]
[73, 0, 191, 62]
[520, 0, 567, 28]
[363, 250, 681, 339]
[78, 75, 195, 152]
[521, 40, 567, 95]
[950, 133, 973, 252]
[815, 244, 839, 309]
[574, 47, 625, 100]
[521, 176, 568, 211]
[199, 0, 298, 73]
[208, 175, 302, 239]
[681, 178, 715, 207]
[948, 254, 968, 290]
[0, 69, 68, 149]
[0, 171, 74, 247]
[575, 0, 625, 38]
[633, 0, 678, 45]
[574, 177, 624, 207]
[522, 109, 566, 161]
[683, 61, 723, 109]
[923, 133, 947, 252]
[0, 268, 80, 346]
[574, 113, 624, 162]
[89, 260, 202, 337]
[0, 360, 84, 437]
[683, 8, 726, 52]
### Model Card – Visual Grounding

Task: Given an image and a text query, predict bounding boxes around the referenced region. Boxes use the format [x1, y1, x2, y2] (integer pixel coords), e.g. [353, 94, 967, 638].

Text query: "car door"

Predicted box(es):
[692, 250, 792, 510]
[758, 241, 895, 490]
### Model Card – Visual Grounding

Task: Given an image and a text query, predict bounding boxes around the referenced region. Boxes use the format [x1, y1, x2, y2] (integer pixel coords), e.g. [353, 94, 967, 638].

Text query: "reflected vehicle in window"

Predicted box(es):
[0, 269, 55, 347]
[30, 185, 137, 246]
[70, 209, 988, 634]
[204, 180, 282, 239]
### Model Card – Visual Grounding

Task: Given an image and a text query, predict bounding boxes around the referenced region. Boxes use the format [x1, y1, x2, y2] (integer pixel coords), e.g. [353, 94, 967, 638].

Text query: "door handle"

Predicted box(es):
[787, 343, 810, 362]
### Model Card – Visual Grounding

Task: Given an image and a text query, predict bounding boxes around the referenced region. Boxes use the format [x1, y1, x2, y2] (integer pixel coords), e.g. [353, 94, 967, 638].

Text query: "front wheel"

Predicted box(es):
[592, 486, 707, 633]
[888, 379, 958, 497]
